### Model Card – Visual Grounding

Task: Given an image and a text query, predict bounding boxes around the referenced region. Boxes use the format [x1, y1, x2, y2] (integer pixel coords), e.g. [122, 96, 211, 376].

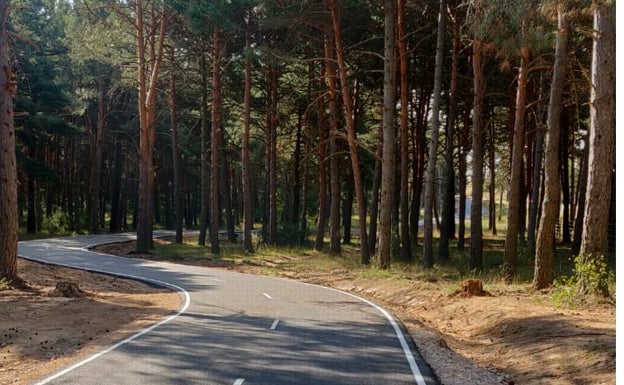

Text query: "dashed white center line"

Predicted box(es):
[270, 319, 280, 330]
[233, 379, 245, 385]
[262, 292, 272, 300]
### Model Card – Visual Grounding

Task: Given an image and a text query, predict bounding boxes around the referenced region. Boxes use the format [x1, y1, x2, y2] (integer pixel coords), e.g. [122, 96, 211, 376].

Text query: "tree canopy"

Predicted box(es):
[0, 0, 615, 295]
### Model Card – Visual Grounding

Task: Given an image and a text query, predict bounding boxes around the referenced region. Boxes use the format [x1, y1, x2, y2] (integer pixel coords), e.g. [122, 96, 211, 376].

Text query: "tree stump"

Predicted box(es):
[451, 279, 491, 297]
[52, 281, 87, 298]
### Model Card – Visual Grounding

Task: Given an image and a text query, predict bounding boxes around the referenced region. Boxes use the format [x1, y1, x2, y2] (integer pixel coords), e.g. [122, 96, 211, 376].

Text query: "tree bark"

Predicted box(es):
[422, 0, 446, 268]
[342, 170, 354, 245]
[397, 0, 411, 263]
[457, 87, 472, 251]
[220, 142, 235, 243]
[410, 86, 429, 248]
[503, 46, 530, 281]
[323, 33, 341, 255]
[572, 144, 588, 255]
[378, 0, 397, 269]
[293, 107, 303, 226]
[169, 48, 183, 244]
[266, 63, 279, 246]
[488, 121, 497, 236]
[439, 5, 460, 261]
[0, 0, 18, 282]
[242, 10, 254, 252]
[89, 77, 106, 234]
[198, 52, 209, 246]
[210, 30, 224, 254]
[560, 118, 572, 244]
[314, 85, 328, 251]
[527, 73, 547, 260]
[368, 141, 382, 255]
[470, 38, 485, 271]
[325, 0, 370, 263]
[578, 0, 615, 296]
[136, 0, 166, 253]
[533, 2, 568, 290]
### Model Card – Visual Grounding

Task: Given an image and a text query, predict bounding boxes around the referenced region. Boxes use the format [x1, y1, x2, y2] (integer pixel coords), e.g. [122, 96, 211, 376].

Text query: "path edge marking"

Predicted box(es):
[19, 248, 191, 385]
[299, 281, 431, 385]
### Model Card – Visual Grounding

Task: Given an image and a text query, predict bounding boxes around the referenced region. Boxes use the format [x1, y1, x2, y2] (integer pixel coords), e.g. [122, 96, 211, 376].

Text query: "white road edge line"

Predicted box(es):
[270, 319, 280, 330]
[20, 252, 191, 385]
[301, 282, 429, 385]
[23, 234, 427, 385]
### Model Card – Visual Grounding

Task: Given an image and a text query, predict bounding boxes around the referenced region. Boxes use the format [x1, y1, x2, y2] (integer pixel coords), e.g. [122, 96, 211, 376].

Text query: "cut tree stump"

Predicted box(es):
[451, 279, 491, 297]
[52, 281, 88, 298]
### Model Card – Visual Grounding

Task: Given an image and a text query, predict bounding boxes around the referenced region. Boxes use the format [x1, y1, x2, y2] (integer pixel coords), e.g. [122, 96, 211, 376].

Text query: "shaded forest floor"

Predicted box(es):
[1, 236, 615, 385]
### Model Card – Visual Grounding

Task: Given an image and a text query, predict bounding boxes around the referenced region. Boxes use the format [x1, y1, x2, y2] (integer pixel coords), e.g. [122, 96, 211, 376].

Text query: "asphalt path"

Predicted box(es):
[19, 233, 438, 385]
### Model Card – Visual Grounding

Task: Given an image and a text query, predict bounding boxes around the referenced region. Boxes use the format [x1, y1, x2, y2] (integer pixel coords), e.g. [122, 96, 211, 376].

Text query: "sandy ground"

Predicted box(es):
[0, 259, 180, 385]
[1, 240, 615, 385]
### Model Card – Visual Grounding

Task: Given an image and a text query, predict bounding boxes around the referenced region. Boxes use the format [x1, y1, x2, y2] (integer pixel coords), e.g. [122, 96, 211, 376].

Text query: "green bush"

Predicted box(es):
[552, 253, 614, 306]
[575, 253, 614, 297]
[41, 210, 70, 234]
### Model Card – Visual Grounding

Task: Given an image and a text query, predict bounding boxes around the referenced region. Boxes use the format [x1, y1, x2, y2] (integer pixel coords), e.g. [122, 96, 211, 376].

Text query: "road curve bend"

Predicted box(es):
[19, 233, 438, 385]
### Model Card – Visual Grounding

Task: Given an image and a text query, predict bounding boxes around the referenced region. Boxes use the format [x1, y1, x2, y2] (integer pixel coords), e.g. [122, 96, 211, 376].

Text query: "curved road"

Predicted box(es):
[19, 233, 438, 385]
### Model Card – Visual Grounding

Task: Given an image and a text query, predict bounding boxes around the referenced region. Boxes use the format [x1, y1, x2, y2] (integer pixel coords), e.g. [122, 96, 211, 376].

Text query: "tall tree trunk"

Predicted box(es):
[578, 0, 615, 296]
[342, 170, 354, 245]
[266, 63, 279, 245]
[299, 62, 315, 242]
[136, 0, 165, 253]
[323, 33, 341, 255]
[220, 145, 235, 242]
[560, 120, 571, 243]
[470, 38, 486, 271]
[368, 142, 382, 255]
[314, 79, 328, 251]
[242, 10, 254, 252]
[325, 0, 370, 263]
[378, 0, 397, 269]
[210, 30, 224, 254]
[292, 106, 303, 226]
[439, 6, 460, 260]
[169, 48, 183, 244]
[572, 144, 588, 255]
[89, 77, 106, 233]
[503, 46, 530, 281]
[0, 0, 18, 283]
[457, 87, 472, 251]
[488, 121, 497, 236]
[198, 52, 209, 246]
[397, 0, 411, 263]
[410, 87, 429, 248]
[422, 0, 446, 268]
[533, 2, 568, 290]
[299, 120, 310, 244]
[527, 73, 547, 260]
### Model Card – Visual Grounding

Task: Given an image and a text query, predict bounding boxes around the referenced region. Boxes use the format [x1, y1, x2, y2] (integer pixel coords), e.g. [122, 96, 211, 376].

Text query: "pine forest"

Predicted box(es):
[0, 0, 616, 294]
